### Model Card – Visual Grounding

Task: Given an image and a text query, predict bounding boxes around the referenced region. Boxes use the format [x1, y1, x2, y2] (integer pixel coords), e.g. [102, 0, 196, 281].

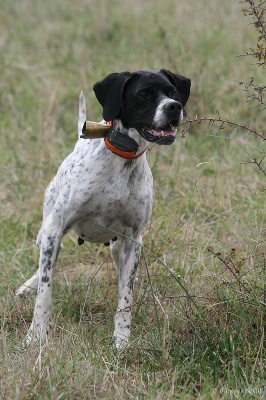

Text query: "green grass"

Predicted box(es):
[1, 0, 266, 398]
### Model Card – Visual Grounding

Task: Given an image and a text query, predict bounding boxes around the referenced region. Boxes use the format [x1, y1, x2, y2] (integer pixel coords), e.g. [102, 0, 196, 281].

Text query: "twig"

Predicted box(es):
[181, 117, 266, 141]
[238, 0, 266, 106]
[208, 248, 251, 293]
[241, 155, 266, 175]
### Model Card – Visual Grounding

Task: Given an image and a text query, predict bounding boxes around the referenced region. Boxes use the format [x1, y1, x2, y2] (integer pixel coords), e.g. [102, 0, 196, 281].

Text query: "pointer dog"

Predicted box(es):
[16, 69, 191, 348]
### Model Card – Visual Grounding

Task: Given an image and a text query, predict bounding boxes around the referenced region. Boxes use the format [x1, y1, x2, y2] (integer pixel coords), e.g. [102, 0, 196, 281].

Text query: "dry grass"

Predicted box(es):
[1, 0, 266, 398]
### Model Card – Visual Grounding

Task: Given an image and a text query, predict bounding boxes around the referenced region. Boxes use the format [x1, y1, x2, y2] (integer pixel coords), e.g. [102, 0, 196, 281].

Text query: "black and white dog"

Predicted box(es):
[16, 69, 191, 348]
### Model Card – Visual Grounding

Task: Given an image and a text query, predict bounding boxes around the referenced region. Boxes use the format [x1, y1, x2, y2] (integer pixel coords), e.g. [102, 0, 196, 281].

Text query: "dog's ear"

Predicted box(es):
[93, 72, 132, 122]
[159, 69, 191, 107]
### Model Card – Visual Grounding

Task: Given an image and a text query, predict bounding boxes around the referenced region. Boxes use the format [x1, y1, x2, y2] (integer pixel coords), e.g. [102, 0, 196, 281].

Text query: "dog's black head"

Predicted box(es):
[93, 69, 191, 145]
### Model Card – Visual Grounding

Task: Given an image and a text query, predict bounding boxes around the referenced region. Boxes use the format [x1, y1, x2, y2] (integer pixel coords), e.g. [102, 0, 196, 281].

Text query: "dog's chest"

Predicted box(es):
[61, 140, 153, 242]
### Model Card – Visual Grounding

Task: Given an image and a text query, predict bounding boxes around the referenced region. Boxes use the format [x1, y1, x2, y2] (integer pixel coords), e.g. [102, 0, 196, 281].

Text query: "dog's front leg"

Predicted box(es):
[25, 217, 62, 346]
[113, 236, 141, 349]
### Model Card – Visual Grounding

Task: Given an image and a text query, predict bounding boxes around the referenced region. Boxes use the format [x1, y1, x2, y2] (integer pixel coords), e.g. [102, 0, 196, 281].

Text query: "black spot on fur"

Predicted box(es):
[42, 275, 50, 283]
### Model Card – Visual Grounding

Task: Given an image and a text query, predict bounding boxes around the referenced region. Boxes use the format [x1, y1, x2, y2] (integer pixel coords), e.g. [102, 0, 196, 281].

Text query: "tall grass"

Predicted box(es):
[1, 0, 266, 398]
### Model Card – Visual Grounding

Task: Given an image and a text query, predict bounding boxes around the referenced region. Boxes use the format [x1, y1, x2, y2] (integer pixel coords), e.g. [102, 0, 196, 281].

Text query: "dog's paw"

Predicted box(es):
[15, 285, 36, 296]
[113, 331, 129, 350]
[23, 330, 48, 348]
[23, 330, 37, 348]
[22, 321, 49, 347]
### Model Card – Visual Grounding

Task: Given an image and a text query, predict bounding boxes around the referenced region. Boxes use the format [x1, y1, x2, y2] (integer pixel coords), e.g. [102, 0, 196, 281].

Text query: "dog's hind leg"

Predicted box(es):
[113, 236, 142, 349]
[15, 269, 39, 296]
[110, 239, 120, 275]
[15, 227, 44, 296]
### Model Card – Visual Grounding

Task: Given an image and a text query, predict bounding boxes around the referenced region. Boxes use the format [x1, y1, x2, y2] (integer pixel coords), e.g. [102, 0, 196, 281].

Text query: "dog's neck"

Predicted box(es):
[105, 119, 147, 160]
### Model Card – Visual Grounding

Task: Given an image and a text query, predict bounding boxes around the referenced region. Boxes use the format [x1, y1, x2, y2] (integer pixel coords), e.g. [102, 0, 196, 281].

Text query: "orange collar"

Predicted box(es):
[105, 136, 146, 159]
[104, 121, 146, 160]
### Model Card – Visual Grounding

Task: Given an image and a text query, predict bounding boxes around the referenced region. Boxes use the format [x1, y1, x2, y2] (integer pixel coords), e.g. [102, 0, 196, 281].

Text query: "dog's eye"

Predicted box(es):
[168, 90, 177, 99]
[139, 92, 150, 101]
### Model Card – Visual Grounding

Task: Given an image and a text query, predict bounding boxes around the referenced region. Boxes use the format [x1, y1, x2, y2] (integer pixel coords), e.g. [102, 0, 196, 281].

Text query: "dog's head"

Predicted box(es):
[93, 69, 191, 145]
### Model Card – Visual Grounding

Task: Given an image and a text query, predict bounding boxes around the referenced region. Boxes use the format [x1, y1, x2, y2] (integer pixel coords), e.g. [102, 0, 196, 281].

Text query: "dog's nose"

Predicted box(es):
[166, 101, 183, 114]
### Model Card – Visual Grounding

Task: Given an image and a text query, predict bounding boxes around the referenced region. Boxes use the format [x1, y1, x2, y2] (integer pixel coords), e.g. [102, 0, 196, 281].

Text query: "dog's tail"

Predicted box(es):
[78, 91, 86, 138]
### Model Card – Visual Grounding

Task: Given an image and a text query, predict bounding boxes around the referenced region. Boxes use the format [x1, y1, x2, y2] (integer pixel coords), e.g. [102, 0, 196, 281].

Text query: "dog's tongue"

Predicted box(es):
[148, 127, 176, 137]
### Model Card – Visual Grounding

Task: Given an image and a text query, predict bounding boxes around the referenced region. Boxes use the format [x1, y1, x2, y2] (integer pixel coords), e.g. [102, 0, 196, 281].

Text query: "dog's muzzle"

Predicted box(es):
[140, 126, 177, 145]
[139, 101, 183, 145]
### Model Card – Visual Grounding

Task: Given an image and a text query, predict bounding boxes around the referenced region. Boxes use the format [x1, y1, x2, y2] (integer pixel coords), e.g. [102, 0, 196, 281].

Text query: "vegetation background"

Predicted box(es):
[0, 0, 265, 398]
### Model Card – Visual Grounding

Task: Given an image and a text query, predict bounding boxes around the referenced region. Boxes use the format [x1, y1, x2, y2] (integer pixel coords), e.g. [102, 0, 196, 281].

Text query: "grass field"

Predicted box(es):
[1, 0, 266, 398]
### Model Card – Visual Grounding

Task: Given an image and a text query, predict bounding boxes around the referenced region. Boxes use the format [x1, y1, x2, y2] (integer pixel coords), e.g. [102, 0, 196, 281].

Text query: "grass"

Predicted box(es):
[1, 0, 266, 398]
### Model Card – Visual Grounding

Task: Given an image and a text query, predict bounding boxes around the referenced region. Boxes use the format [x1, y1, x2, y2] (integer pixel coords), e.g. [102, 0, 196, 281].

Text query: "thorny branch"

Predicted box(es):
[241, 154, 266, 175]
[181, 116, 266, 141]
[208, 248, 251, 292]
[181, 116, 266, 175]
[241, 0, 266, 40]
[180, 2, 266, 173]
[208, 248, 266, 307]
[238, 0, 266, 108]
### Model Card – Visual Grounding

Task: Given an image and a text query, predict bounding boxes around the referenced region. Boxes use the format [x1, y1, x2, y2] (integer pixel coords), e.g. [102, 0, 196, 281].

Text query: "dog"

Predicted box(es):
[15, 69, 191, 348]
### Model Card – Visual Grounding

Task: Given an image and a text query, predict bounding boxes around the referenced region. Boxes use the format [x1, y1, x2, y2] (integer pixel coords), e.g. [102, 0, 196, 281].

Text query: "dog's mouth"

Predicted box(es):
[140, 123, 178, 145]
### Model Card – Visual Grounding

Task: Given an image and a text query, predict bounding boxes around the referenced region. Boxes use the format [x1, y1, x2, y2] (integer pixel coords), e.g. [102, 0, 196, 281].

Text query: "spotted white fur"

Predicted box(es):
[16, 103, 153, 349]
[15, 69, 190, 349]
